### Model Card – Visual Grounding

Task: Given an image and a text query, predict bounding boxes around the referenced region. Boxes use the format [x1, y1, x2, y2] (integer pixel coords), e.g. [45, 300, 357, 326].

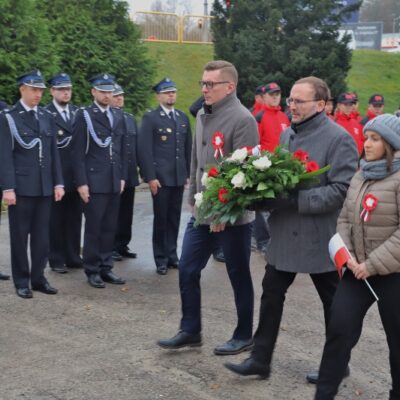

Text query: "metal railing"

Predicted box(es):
[133, 12, 214, 44]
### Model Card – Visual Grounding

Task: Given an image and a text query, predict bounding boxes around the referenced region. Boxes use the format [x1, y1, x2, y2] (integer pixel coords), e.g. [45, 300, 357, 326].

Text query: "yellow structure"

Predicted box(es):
[133, 11, 214, 44]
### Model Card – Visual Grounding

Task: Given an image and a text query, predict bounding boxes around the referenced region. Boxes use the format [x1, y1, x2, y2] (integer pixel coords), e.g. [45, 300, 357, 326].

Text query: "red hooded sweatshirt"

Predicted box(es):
[335, 111, 364, 155]
[258, 105, 290, 152]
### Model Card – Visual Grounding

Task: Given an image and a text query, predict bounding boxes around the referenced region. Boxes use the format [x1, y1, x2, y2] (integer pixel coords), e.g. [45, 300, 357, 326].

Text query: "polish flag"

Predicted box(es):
[328, 233, 351, 278]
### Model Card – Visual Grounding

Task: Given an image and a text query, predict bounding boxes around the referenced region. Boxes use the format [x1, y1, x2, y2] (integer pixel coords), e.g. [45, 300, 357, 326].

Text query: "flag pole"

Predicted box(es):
[364, 279, 379, 302]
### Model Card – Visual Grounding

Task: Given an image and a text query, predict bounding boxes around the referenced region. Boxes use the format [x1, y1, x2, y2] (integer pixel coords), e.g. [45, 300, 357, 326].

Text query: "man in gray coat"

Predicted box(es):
[224, 76, 359, 380]
[157, 60, 259, 355]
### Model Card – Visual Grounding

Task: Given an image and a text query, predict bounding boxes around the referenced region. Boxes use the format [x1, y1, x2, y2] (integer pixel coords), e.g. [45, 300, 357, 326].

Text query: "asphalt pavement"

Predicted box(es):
[0, 189, 391, 400]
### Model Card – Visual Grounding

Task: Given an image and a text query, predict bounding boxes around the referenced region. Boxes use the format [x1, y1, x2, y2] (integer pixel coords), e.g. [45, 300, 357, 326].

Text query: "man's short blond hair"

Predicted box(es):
[204, 60, 238, 84]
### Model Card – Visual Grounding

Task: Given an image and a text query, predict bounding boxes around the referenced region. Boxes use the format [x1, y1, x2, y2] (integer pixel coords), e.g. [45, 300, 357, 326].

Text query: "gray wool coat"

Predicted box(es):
[266, 112, 359, 273]
[188, 92, 259, 226]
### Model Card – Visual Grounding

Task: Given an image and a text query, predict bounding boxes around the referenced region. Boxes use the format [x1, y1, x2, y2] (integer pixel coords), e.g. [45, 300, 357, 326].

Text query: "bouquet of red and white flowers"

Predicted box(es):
[194, 146, 329, 225]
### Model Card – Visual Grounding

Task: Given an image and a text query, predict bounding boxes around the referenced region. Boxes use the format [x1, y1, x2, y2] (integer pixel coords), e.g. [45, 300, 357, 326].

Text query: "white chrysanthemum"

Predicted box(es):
[194, 192, 203, 207]
[201, 172, 209, 187]
[228, 148, 248, 163]
[252, 156, 272, 171]
[231, 171, 247, 189]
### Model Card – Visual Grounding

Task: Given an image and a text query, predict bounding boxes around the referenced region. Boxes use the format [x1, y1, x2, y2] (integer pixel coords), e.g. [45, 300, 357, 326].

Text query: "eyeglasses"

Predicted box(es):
[199, 80, 229, 89]
[286, 98, 318, 106]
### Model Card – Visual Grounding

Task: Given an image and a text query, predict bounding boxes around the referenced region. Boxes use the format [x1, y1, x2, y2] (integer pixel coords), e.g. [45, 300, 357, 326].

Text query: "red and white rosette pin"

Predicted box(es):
[212, 131, 224, 159]
[360, 193, 378, 222]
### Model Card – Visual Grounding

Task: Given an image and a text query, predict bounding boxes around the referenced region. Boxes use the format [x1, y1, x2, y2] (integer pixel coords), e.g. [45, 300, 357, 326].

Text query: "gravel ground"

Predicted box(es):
[0, 190, 391, 400]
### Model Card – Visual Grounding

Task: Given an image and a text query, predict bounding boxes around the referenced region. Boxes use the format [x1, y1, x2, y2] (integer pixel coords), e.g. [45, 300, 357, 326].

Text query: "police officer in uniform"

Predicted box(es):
[111, 84, 140, 261]
[46, 73, 83, 273]
[0, 101, 11, 280]
[138, 78, 192, 275]
[72, 74, 127, 288]
[0, 70, 64, 298]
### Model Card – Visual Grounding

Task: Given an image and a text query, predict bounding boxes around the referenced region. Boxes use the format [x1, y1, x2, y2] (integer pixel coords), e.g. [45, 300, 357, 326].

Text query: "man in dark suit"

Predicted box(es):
[111, 84, 140, 261]
[72, 74, 127, 288]
[138, 78, 192, 275]
[0, 100, 10, 281]
[0, 70, 64, 298]
[46, 73, 82, 273]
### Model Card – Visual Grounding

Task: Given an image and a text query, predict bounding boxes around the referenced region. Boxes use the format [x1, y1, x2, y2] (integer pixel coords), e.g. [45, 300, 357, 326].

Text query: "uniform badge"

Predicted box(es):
[166, 128, 172, 133]
[161, 135, 167, 141]
[58, 130, 64, 136]
[160, 112, 166, 116]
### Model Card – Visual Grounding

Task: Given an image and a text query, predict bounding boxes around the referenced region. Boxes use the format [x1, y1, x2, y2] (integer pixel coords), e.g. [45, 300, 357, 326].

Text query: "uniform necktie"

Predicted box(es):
[168, 111, 175, 121]
[104, 110, 113, 128]
[29, 109, 39, 129]
[63, 110, 70, 122]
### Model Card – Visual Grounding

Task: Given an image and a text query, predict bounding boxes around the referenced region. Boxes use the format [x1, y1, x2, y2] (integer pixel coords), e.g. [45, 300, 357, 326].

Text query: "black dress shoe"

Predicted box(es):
[0, 271, 10, 280]
[16, 287, 33, 299]
[66, 262, 83, 269]
[157, 331, 202, 349]
[306, 365, 350, 384]
[156, 265, 168, 275]
[119, 249, 137, 259]
[100, 271, 126, 284]
[213, 249, 225, 263]
[168, 263, 179, 269]
[32, 282, 58, 295]
[214, 338, 253, 355]
[87, 274, 106, 288]
[50, 265, 68, 274]
[112, 250, 123, 261]
[224, 357, 270, 378]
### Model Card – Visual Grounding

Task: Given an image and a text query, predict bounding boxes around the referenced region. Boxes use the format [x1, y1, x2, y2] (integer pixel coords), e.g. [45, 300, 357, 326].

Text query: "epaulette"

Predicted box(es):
[124, 111, 134, 117]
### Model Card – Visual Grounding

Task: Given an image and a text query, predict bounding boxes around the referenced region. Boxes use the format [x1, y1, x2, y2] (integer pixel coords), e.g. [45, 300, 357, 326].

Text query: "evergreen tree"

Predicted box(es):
[0, 0, 58, 104]
[212, 0, 361, 106]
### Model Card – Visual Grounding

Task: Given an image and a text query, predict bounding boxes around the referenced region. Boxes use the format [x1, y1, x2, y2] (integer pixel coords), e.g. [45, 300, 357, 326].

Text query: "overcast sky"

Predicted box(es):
[128, 0, 207, 15]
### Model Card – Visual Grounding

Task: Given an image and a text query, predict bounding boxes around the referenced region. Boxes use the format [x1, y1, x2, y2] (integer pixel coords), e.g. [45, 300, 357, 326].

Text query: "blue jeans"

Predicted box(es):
[179, 217, 253, 340]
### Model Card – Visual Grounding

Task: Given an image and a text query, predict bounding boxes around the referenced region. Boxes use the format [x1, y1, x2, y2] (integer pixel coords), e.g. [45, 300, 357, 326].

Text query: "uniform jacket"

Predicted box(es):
[189, 92, 259, 226]
[71, 103, 128, 194]
[138, 106, 192, 187]
[250, 102, 264, 117]
[123, 111, 140, 188]
[337, 158, 400, 276]
[46, 102, 79, 192]
[0, 101, 63, 197]
[335, 111, 364, 155]
[266, 112, 359, 273]
[258, 105, 290, 152]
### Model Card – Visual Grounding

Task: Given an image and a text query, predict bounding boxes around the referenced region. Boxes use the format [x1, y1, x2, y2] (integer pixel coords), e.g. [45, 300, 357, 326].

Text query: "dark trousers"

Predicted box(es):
[82, 192, 120, 275]
[252, 264, 339, 365]
[114, 186, 135, 251]
[8, 196, 52, 288]
[315, 271, 400, 400]
[49, 191, 82, 268]
[152, 186, 183, 267]
[179, 217, 253, 340]
[253, 211, 270, 247]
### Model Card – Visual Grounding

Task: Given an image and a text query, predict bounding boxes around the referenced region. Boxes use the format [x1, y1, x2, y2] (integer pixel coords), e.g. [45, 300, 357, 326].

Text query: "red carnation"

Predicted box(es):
[208, 167, 219, 178]
[306, 160, 320, 172]
[218, 188, 229, 204]
[293, 149, 309, 162]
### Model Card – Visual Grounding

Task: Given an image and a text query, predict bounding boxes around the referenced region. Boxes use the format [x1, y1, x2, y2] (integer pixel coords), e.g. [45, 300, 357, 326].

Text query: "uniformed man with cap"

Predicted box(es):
[71, 73, 127, 288]
[46, 73, 83, 273]
[0, 101, 10, 281]
[0, 70, 64, 298]
[111, 84, 140, 261]
[138, 78, 192, 275]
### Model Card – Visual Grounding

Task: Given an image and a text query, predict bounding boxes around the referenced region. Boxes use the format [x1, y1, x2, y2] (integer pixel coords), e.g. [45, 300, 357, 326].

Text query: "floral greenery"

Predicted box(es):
[195, 146, 330, 225]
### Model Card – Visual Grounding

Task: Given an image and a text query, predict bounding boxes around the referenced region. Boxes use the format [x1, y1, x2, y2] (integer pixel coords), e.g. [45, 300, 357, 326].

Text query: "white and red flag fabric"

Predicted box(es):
[328, 233, 351, 278]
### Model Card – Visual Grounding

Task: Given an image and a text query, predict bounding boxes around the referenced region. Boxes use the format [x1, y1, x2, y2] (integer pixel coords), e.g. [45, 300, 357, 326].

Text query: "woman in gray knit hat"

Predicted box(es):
[315, 114, 400, 400]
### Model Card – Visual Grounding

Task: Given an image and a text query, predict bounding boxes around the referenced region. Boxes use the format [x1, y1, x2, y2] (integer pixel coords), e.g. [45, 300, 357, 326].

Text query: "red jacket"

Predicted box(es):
[258, 105, 290, 152]
[250, 102, 264, 117]
[335, 112, 364, 155]
[361, 109, 379, 126]
[350, 111, 362, 123]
